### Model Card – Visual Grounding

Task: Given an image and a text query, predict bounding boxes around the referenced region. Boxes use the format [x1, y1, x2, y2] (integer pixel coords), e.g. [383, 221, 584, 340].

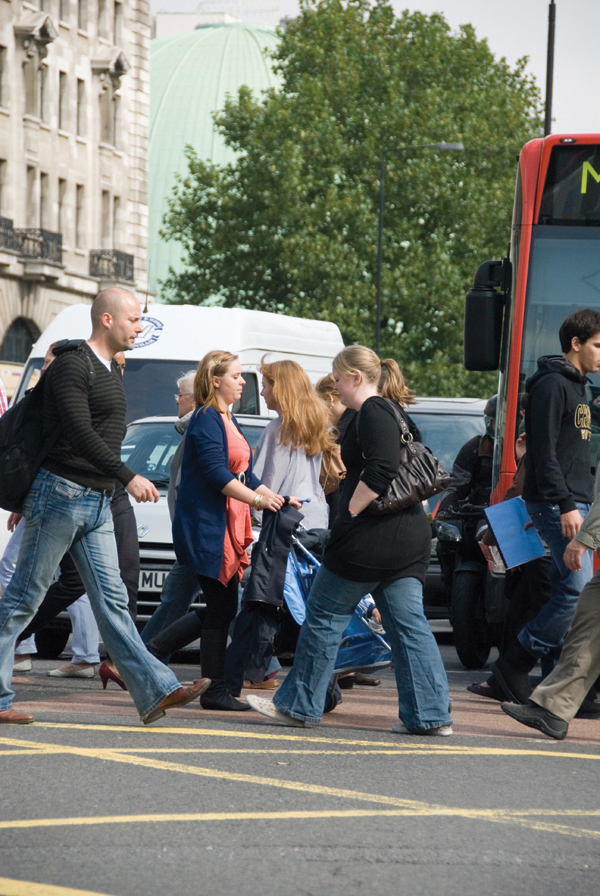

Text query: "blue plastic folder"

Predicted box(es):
[484, 496, 547, 569]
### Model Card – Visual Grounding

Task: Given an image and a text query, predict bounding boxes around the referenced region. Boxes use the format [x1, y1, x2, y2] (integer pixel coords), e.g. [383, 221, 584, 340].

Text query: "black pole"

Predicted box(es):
[375, 153, 386, 355]
[544, 0, 556, 136]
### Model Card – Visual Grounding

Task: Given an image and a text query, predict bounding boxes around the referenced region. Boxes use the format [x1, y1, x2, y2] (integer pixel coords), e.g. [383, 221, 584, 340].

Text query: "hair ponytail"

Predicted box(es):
[378, 358, 416, 406]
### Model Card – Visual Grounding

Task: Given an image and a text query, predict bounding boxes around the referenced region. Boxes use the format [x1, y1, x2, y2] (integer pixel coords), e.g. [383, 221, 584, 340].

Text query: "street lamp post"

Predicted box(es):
[544, 0, 556, 136]
[375, 141, 464, 355]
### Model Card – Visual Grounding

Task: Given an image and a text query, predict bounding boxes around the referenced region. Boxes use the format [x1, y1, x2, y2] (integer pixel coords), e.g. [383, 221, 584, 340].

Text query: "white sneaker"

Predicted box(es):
[13, 658, 33, 673]
[246, 694, 306, 727]
[47, 664, 95, 679]
[392, 720, 453, 736]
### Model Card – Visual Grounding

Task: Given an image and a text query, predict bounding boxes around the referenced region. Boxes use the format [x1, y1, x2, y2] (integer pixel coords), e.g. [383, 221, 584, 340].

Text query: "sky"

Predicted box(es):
[150, 0, 600, 135]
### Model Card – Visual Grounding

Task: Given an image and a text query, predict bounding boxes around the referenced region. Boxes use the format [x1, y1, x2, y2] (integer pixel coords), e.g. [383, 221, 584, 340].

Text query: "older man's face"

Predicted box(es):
[176, 382, 195, 418]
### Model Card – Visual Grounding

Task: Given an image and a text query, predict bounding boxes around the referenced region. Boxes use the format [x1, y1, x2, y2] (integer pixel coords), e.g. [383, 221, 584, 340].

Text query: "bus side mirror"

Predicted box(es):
[463, 260, 510, 371]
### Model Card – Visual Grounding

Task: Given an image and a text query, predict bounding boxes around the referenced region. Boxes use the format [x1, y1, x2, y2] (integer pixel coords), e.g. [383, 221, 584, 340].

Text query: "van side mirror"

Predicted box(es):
[464, 259, 511, 371]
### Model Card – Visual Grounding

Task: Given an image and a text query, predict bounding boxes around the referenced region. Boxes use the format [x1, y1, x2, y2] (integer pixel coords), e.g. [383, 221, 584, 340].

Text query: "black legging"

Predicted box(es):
[196, 574, 239, 630]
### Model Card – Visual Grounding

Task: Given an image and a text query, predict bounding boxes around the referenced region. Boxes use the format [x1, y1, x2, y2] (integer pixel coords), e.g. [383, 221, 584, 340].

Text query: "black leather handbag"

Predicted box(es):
[360, 399, 451, 516]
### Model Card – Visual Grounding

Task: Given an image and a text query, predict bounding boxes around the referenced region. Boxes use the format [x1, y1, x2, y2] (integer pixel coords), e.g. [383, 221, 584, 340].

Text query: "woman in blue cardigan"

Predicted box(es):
[173, 350, 298, 711]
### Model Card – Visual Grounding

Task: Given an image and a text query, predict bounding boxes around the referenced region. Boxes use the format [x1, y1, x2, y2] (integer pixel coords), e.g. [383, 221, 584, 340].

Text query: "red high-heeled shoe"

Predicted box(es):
[99, 661, 127, 691]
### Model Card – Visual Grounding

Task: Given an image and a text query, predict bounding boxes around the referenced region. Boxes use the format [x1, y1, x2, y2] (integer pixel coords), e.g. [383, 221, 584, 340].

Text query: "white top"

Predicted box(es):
[90, 348, 112, 371]
[253, 418, 329, 530]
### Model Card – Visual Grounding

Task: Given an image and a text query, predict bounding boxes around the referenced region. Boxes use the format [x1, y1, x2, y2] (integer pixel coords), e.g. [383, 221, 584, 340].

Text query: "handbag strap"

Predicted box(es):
[380, 397, 413, 443]
[355, 397, 416, 461]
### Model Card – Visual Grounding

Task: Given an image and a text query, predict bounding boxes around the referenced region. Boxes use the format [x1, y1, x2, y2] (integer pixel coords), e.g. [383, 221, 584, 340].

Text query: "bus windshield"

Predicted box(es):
[519, 225, 600, 459]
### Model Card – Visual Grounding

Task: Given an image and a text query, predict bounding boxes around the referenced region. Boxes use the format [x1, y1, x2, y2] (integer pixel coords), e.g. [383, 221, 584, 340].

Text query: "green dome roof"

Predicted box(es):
[149, 24, 281, 296]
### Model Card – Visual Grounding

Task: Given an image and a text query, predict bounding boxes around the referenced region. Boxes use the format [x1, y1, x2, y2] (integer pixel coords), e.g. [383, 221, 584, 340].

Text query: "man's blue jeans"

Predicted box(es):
[274, 565, 452, 730]
[522, 502, 593, 657]
[141, 559, 200, 645]
[0, 470, 182, 720]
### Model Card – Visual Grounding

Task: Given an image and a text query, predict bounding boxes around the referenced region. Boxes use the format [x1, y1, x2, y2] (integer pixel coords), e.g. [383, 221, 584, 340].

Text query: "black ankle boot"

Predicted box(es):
[146, 609, 205, 662]
[200, 629, 250, 711]
[492, 639, 538, 704]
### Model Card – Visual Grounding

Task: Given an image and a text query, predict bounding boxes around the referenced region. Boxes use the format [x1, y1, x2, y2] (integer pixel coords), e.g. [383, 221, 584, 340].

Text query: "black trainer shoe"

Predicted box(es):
[501, 701, 568, 740]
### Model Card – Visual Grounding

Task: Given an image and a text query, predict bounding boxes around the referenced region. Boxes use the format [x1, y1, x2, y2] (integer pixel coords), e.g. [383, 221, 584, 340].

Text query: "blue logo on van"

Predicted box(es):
[134, 316, 164, 349]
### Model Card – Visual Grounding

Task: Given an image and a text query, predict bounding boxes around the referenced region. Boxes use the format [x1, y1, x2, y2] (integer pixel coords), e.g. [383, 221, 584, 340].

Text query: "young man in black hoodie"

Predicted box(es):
[491, 308, 600, 704]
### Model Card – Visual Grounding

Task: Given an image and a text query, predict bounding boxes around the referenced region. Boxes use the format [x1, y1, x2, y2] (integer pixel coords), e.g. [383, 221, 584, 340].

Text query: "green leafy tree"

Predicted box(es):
[161, 0, 542, 395]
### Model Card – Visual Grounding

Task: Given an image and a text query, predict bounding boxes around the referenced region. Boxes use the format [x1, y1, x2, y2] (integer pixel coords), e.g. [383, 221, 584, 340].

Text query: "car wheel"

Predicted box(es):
[34, 627, 70, 659]
[451, 570, 491, 670]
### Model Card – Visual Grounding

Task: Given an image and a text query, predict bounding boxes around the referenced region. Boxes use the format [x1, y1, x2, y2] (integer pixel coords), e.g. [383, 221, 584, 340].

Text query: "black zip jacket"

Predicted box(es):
[522, 355, 593, 513]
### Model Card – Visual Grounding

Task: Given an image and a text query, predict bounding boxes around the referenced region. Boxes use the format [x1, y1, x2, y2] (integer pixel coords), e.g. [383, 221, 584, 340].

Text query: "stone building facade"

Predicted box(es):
[0, 0, 150, 363]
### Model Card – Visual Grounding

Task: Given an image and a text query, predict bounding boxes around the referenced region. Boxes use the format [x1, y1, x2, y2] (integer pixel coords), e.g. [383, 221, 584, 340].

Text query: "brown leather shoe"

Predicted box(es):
[242, 679, 281, 690]
[0, 708, 34, 724]
[143, 678, 211, 725]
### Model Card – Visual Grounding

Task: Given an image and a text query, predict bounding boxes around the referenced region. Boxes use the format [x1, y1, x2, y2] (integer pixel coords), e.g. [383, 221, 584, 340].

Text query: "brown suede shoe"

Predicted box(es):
[143, 678, 211, 725]
[243, 679, 281, 690]
[0, 708, 34, 724]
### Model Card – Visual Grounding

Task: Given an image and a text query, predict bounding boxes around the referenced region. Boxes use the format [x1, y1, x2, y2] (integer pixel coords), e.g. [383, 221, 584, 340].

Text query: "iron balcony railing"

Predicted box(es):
[90, 250, 134, 282]
[13, 228, 63, 263]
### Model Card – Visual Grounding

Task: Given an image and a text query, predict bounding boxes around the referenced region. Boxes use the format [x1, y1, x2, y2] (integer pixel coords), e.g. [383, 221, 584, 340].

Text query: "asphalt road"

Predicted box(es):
[1, 643, 600, 896]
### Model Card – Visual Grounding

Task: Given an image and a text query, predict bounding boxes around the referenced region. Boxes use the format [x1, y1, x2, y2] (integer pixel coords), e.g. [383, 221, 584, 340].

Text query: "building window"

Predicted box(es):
[100, 83, 119, 146]
[40, 172, 50, 230]
[112, 195, 120, 245]
[98, 0, 109, 40]
[76, 79, 86, 137]
[26, 166, 37, 227]
[78, 0, 87, 31]
[24, 58, 38, 117]
[59, 0, 70, 22]
[0, 160, 6, 215]
[58, 178, 67, 238]
[75, 184, 84, 248]
[112, 94, 119, 148]
[0, 46, 7, 108]
[0, 318, 41, 363]
[101, 190, 110, 247]
[113, 1, 123, 44]
[58, 71, 67, 130]
[39, 65, 48, 123]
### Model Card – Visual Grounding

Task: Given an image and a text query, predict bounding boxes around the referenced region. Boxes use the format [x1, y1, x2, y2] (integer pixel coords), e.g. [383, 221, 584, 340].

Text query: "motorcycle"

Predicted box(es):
[435, 503, 507, 669]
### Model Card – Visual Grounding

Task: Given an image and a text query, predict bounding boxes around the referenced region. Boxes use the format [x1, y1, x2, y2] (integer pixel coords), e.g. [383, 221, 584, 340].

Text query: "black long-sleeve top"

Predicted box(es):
[41, 343, 135, 492]
[323, 396, 432, 583]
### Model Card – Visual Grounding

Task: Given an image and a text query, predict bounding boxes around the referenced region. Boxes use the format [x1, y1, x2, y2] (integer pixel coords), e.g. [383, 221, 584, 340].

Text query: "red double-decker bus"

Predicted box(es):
[464, 134, 600, 503]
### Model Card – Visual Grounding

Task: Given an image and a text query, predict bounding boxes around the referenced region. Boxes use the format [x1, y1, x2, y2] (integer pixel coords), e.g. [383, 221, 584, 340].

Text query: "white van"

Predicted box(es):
[13, 304, 345, 422]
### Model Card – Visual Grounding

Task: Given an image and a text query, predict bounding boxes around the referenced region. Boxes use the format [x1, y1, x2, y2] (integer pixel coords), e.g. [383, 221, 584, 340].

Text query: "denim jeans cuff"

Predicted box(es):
[140, 681, 183, 721]
[408, 717, 453, 732]
[272, 697, 320, 724]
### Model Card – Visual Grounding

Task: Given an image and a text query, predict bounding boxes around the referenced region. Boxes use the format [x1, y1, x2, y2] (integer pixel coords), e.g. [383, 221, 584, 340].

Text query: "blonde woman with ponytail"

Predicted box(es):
[173, 350, 300, 711]
[248, 346, 453, 736]
[378, 358, 416, 407]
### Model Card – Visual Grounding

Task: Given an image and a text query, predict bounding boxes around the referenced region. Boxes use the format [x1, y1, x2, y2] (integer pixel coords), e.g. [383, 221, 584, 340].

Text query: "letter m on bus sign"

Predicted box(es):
[581, 161, 600, 194]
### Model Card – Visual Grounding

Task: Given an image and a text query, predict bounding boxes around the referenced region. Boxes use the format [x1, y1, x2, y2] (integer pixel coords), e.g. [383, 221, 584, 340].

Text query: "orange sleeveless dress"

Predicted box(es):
[219, 414, 254, 586]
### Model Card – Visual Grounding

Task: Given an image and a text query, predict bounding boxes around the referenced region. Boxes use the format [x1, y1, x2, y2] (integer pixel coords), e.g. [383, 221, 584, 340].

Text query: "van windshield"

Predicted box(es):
[123, 361, 260, 423]
[15, 358, 260, 422]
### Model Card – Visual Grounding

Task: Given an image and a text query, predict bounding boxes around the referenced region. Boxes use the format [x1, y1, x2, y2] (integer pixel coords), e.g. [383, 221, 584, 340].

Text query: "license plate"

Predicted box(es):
[138, 570, 168, 593]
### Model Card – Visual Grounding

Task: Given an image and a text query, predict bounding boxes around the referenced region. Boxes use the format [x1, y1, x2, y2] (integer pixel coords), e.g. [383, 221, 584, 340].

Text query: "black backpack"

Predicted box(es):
[0, 340, 94, 513]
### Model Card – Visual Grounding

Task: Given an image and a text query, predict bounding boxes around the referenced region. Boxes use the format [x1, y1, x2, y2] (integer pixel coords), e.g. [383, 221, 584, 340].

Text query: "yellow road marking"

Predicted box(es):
[0, 810, 599, 841]
[0, 877, 116, 896]
[9, 721, 600, 761]
[1, 734, 600, 840]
